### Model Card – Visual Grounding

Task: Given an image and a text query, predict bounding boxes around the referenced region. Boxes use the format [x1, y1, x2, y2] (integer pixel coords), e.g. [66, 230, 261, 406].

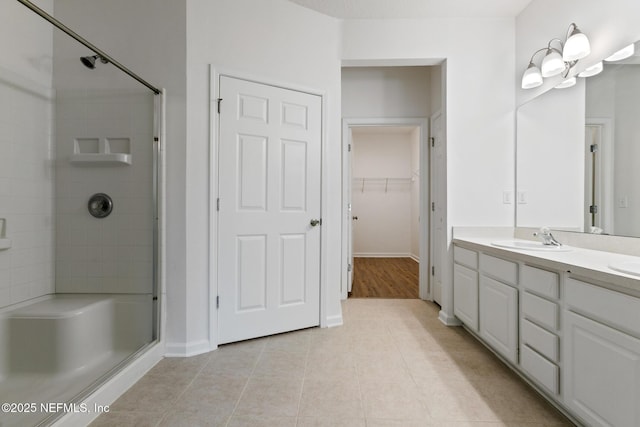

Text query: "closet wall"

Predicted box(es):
[352, 128, 419, 259]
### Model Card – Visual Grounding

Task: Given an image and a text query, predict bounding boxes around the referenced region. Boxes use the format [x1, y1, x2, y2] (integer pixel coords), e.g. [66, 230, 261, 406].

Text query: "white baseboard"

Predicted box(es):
[164, 339, 212, 358]
[354, 252, 416, 258]
[409, 254, 420, 263]
[325, 314, 343, 328]
[438, 310, 462, 326]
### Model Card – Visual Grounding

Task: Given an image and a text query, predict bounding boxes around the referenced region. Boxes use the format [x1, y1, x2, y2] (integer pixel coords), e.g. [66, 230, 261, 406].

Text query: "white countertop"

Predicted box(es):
[453, 236, 640, 296]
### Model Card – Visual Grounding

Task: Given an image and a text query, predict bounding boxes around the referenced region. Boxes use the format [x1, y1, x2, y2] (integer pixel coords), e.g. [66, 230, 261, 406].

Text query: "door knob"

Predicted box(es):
[352, 216, 358, 220]
[310, 219, 321, 227]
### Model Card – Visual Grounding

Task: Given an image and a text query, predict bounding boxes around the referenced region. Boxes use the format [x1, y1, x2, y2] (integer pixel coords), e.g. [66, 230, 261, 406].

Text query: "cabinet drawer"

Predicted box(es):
[521, 345, 559, 395]
[480, 253, 518, 286]
[522, 292, 558, 331]
[566, 278, 640, 337]
[522, 318, 559, 362]
[522, 265, 559, 300]
[454, 246, 478, 270]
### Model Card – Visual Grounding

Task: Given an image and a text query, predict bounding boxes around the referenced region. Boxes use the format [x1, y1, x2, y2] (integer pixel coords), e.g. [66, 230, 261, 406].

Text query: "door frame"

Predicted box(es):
[585, 117, 614, 234]
[209, 66, 328, 350]
[341, 117, 430, 300]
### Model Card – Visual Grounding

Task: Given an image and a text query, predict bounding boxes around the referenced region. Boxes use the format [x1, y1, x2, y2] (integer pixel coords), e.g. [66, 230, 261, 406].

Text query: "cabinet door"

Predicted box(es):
[564, 311, 640, 427]
[453, 263, 478, 331]
[479, 276, 518, 364]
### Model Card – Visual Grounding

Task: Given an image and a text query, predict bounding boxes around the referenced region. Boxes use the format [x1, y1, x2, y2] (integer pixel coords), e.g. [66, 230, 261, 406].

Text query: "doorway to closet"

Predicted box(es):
[350, 125, 421, 299]
[341, 64, 445, 303]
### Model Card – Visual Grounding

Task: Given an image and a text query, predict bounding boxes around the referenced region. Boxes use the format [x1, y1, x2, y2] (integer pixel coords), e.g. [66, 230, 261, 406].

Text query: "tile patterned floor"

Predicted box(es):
[91, 299, 574, 426]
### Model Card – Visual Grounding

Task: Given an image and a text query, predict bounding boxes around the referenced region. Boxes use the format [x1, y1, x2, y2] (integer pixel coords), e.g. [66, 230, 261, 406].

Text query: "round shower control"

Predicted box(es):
[88, 193, 113, 218]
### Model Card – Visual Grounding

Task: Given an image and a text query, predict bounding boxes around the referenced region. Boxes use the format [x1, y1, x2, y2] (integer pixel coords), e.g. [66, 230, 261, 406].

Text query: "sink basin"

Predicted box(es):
[609, 261, 640, 277]
[491, 240, 572, 252]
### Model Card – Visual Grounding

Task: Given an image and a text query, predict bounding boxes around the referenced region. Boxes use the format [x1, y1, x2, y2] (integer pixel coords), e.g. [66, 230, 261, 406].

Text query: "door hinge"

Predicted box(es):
[348, 263, 352, 272]
[216, 295, 220, 309]
[217, 98, 223, 114]
[217, 198, 220, 211]
[431, 137, 435, 147]
[431, 202, 435, 212]
[590, 143, 598, 153]
[154, 137, 159, 142]
[431, 266, 435, 276]
[589, 205, 598, 214]
[348, 143, 351, 152]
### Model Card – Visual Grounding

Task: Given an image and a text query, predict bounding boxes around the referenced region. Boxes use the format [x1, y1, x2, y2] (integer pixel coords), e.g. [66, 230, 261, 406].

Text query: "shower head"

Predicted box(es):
[80, 54, 108, 69]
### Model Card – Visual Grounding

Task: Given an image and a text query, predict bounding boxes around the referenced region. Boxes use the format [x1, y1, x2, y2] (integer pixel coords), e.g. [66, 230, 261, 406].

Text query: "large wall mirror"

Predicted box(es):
[517, 40, 640, 238]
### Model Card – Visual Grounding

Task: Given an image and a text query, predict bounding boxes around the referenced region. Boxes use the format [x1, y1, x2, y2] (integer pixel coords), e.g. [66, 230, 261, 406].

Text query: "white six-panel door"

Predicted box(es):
[217, 76, 322, 344]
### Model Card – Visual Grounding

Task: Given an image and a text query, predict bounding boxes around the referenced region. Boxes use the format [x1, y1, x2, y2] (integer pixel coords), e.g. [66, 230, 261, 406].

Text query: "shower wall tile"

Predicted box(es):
[0, 73, 55, 310]
[55, 90, 154, 295]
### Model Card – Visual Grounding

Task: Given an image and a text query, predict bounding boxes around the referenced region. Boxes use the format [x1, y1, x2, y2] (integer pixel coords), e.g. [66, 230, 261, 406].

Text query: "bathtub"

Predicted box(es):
[0, 294, 153, 427]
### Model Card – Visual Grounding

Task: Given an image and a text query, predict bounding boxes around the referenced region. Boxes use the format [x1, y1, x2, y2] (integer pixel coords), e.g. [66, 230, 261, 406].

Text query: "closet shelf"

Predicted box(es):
[352, 177, 414, 193]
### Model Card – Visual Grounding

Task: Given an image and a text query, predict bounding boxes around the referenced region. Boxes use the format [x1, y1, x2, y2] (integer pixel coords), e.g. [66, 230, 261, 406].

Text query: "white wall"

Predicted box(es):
[186, 0, 343, 353]
[0, 0, 55, 309]
[410, 127, 420, 259]
[352, 131, 415, 257]
[342, 18, 516, 320]
[516, 0, 640, 106]
[342, 66, 432, 117]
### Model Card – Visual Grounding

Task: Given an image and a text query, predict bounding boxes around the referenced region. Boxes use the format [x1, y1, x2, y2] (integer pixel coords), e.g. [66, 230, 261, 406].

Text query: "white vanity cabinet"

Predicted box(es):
[479, 253, 519, 364]
[452, 239, 640, 427]
[453, 246, 479, 331]
[563, 278, 640, 427]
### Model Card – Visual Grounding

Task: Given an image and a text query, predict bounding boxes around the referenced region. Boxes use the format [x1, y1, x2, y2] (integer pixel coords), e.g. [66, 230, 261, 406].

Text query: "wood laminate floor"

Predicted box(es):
[351, 257, 419, 299]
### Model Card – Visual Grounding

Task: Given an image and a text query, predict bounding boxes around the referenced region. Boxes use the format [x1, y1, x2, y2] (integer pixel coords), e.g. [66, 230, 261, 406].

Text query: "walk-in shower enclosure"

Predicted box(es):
[0, 1, 162, 426]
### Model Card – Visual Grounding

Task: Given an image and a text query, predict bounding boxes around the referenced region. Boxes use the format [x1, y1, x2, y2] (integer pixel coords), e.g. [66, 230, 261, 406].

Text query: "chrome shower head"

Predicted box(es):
[80, 54, 108, 69]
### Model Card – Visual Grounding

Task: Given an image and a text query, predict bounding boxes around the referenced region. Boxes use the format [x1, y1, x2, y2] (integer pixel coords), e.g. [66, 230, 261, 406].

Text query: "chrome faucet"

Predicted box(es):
[533, 227, 562, 246]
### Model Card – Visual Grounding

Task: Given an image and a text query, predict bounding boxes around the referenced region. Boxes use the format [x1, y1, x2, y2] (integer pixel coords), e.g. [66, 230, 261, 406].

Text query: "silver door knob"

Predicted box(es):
[310, 219, 320, 227]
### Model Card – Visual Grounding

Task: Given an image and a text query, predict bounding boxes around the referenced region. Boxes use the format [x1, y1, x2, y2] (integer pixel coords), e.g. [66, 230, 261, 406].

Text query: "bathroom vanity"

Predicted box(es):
[452, 234, 640, 427]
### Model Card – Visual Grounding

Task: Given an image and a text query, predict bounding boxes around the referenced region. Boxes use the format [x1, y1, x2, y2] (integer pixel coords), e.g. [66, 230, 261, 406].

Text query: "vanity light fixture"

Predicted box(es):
[521, 23, 591, 89]
[562, 23, 591, 61]
[578, 61, 603, 78]
[605, 43, 635, 62]
[555, 77, 577, 89]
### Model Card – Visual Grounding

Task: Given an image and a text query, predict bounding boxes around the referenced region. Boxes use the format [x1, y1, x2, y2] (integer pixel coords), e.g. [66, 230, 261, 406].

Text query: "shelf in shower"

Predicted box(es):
[69, 152, 132, 165]
[69, 137, 132, 165]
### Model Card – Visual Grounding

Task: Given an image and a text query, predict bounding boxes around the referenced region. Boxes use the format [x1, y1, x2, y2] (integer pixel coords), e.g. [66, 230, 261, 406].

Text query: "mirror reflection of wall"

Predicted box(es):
[516, 80, 585, 231]
[516, 40, 640, 238]
[586, 63, 640, 237]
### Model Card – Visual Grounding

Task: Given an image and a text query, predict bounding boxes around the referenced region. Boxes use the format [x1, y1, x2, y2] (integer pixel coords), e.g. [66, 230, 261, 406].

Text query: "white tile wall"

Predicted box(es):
[0, 72, 55, 309]
[55, 89, 154, 294]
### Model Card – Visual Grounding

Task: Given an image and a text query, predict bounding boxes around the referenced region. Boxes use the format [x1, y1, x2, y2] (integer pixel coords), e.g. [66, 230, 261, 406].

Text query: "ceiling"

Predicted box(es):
[287, 0, 534, 19]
